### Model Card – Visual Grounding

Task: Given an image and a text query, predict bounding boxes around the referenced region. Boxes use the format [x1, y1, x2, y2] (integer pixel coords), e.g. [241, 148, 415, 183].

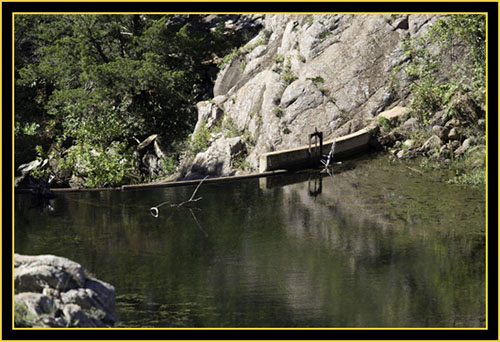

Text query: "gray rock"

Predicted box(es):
[422, 135, 442, 151]
[478, 118, 486, 131]
[185, 14, 443, 173]
[402, 117, 419, 132]
[14, 254, 86, 292]
[14, 254, 115, 328]
[15, 264, 79, 293]
[85, 277, 116, 313]
[187, 136, 245, 178]
[448, 127, 459, 140]
[432, 125, 449, 140]
[246, 44, 267, 61]
[392, 16, 409, 30]
[449, 140, 460, 151]
[280, 80, 323, 117]
[194, 98, 225, 133]
[445, 118, 460, 128]
[429, 110, 446, 126]
[63, 304, 100, 327]
[396, 149, 409, 159]
[454, 137, 474, 156]
[61, 288, 115, 323]
[15, 292, 57, 316]
[402, 139, 414, 149]
[377, 106, 407, 125]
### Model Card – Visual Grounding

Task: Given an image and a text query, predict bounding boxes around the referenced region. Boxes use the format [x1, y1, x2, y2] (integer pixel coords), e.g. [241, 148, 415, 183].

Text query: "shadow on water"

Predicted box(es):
[14, 153, 486, 328]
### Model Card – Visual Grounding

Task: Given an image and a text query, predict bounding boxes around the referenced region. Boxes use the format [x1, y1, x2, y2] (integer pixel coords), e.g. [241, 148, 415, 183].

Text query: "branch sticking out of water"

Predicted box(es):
[150, 176, 209, 218]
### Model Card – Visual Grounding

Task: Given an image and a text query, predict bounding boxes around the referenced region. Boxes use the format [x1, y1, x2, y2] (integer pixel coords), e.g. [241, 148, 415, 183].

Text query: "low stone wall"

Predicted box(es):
[14, 254, 115, 328]
[259, 128, 373, 173]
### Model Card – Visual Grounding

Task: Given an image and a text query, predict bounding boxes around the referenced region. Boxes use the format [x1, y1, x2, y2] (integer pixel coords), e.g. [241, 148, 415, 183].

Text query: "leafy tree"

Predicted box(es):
[14, 14, 250, 187]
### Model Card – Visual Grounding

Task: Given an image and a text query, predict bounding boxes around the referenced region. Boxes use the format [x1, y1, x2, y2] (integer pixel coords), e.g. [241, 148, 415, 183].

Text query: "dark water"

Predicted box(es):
[14, 154, 486, 328]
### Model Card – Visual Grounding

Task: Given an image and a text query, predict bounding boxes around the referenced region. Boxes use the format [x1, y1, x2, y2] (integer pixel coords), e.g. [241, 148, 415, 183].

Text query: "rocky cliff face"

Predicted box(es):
[182, 14, 440, 179]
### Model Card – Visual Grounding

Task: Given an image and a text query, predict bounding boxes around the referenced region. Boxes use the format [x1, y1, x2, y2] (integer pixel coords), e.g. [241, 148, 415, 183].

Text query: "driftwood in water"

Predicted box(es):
[150, 176, 208, 218]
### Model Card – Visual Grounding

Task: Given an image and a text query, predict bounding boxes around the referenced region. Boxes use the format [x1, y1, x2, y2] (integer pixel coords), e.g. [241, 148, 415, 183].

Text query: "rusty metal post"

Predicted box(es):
[308, 129, 323, 165]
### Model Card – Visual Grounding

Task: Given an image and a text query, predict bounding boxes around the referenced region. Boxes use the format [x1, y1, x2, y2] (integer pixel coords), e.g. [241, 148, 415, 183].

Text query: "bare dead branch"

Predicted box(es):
[150, 176, 209, 217]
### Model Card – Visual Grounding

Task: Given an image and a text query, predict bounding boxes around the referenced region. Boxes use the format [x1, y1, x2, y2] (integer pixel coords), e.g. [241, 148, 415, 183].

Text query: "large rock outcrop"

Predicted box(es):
[182, 14, 440, 178]
[14, 254, 116, 328]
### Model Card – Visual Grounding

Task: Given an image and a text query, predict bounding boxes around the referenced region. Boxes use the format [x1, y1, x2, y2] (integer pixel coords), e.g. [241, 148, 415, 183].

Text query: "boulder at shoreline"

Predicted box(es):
[14, 254, 116, 328]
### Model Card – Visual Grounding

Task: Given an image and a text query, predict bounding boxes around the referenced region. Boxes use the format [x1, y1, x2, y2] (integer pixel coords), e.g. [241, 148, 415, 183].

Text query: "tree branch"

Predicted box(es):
[150, 175, 209, 217]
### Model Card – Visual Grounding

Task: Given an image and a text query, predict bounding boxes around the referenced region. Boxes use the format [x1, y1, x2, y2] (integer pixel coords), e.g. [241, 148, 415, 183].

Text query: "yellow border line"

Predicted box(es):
[9, 10, 491, 333]
[9, 11, 491, 15]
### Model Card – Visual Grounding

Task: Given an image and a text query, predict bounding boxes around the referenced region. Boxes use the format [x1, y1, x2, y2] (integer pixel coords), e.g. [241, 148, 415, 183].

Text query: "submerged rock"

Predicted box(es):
[14, 254, 115, 328]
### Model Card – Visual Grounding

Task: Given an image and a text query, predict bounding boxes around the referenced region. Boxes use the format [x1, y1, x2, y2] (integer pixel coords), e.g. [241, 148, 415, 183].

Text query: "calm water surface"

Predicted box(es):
[14, 153, 486, 328]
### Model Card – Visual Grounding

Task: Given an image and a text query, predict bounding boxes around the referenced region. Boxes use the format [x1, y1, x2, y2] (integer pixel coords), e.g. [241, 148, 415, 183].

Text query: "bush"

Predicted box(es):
[232, 154, 250, 170]
[222, 117, 240, 138]
[190, 121, 211, 155]
[273, 107, 284, 118]
[401, 15, 486, 125]
[160, 155, 178, 176]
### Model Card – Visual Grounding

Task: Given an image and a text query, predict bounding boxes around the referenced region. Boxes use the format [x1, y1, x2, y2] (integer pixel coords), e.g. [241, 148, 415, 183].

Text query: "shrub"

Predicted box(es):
[160, 155, 177, 176]
[401, 15, 485, 126]
[233, 154, 250, 170]
[190, 121, 211, 155]
[273, 107, 284, 118]
[307, 76, 324, 84]
[378, 116, 391, 131]
[222, 117, 240, 138]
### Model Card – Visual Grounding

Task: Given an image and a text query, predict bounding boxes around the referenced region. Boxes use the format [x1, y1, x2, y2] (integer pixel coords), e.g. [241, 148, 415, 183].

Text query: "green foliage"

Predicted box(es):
[62, 140, 137, 188]
[283, 127, 291, 135]
[319, 31, 332, 39]
[232, 154, 250, 170]
[273, 54, 284, 64]
[15, 122, 39, 136]
[28, 145, 52, 181]
[306, 15, 314, 27]
[160, 155, 178, 176]
[273, 107, 284, 118]
[378, 116, 391, 131]
[219, 47, 239, 70]
[447, 168, 485, 186]
[281, 59, 298, 88]
[190, 121, 211, 155]
[14, 14, 253, 187]
[401, 15, 486, 125]
[318, 87, 329, 96]
[242, 130, 255, 146]
[222, 117, 240, 138]
[409, 77, 454, 123]
[245, 29, 270, 51]
[15, 301, 39, 327]
[447, 145, 486, 185]
[307, 76, 324, 84]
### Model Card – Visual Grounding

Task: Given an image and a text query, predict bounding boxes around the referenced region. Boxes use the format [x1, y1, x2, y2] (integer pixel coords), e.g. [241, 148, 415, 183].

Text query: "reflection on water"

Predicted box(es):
[14, 153, 486, 328]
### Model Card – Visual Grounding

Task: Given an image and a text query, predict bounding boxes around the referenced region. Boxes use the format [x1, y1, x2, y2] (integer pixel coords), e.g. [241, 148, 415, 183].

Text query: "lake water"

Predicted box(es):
[14, 153, 486, 328]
